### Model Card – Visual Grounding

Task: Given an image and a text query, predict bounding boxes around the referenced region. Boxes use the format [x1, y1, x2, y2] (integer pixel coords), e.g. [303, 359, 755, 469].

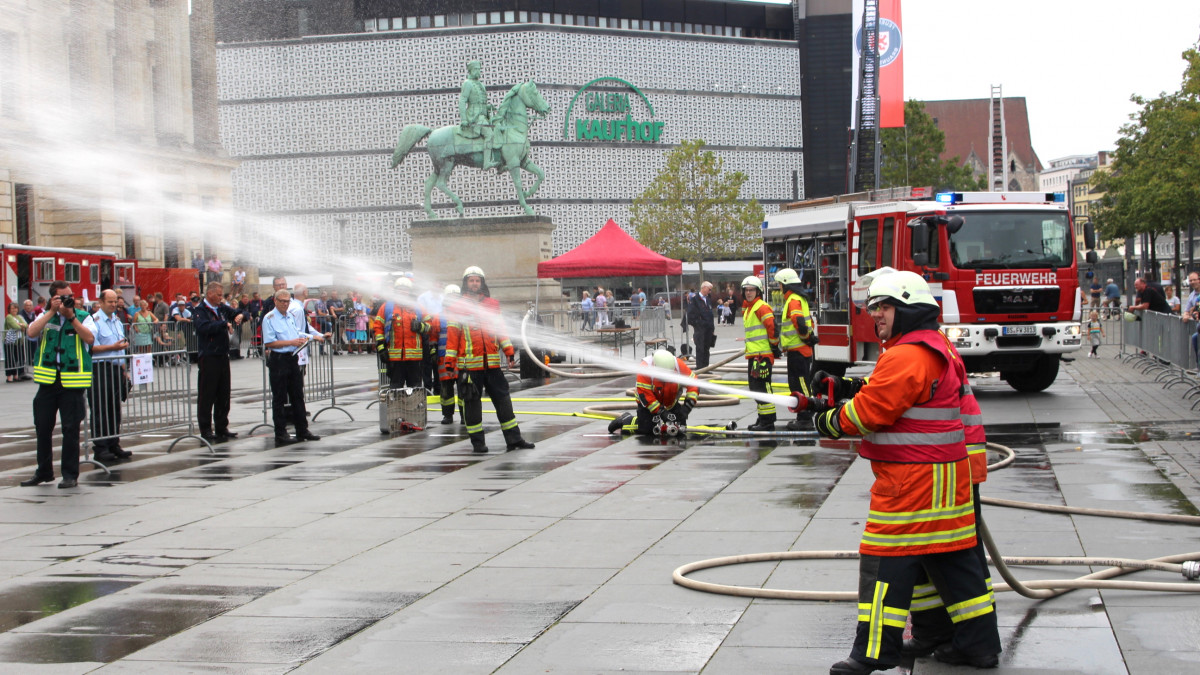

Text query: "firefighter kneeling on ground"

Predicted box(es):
[444, 266, 535, 453]
[373, 277, 429, 390]
[608, 349, 699, 436]
[741, 275, 780, 431]
[810, 267, 1000, 675]
[775, 267, 818, 430]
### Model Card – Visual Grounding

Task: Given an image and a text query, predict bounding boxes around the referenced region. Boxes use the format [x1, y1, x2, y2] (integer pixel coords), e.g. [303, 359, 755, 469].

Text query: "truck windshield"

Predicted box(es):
[947, 211, 1072, 269]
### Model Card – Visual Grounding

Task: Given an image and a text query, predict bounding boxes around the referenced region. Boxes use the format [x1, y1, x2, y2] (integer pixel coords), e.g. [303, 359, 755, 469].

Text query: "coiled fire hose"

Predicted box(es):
[672, 442, 1200, 600]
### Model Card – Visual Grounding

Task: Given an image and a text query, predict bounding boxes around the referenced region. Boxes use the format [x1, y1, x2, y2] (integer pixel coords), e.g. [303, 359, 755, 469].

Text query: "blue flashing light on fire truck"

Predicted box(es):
[763, 188, 1094, 393]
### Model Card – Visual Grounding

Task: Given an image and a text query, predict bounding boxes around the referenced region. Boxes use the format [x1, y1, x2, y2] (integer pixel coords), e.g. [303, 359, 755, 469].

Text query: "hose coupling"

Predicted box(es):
[1182, 560, 1200, 580]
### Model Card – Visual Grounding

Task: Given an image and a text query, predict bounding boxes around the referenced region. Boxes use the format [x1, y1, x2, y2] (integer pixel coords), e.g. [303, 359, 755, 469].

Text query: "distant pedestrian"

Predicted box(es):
[231, 266, 246, 297]
[594, 288, 609, 328]
[262, 289, 321, 447]
[1164, 285, 1181, 314]
[686, 281, 715, 370]
[1103, 278, 1121, 317]
[1184, 272, 1200, 366]
[1130, 276, 1170, 317]
[205, 254, 223, 284]
[192, 282, 247, 443]
[5, 302, 29, 382]
[1089, 278, 1103, 309]
[580, 291, 594, 331]
[85, 290, 131, 462]
[1087, 310, 1105, 358]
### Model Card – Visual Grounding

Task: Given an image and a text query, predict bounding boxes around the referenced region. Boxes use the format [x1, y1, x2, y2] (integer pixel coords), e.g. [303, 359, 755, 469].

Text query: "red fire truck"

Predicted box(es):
[2, 244, 138, 310]
[763, 190, 1088, 392]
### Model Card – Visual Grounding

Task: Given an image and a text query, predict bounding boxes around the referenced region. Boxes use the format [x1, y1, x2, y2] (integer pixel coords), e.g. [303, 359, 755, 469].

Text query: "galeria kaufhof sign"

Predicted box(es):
[563, 76, 664, 142]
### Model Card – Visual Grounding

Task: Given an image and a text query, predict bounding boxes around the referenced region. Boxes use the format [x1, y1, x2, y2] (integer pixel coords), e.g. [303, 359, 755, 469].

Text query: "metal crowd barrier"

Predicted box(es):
[2, 331, 36, 382]
[249, 317, 353, 435]
[83, 323, 212, 474]
[1117, 310, 1200, 406]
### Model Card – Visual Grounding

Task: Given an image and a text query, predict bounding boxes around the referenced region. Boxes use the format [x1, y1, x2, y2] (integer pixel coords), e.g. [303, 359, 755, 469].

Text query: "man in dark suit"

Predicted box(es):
[192, 282, 247, 443]
[686, 281, 716, 370]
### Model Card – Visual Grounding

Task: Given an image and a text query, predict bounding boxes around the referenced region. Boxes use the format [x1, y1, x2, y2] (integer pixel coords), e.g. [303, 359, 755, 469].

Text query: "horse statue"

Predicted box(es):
[391, 80, 549, 219]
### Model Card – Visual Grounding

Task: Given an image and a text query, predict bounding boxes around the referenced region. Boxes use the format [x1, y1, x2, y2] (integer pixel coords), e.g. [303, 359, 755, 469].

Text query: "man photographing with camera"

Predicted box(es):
[21, 280, 95, 489]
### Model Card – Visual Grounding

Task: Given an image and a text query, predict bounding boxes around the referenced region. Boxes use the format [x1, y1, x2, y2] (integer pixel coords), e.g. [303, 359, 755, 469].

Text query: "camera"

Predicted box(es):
[60, 295, 75, 309]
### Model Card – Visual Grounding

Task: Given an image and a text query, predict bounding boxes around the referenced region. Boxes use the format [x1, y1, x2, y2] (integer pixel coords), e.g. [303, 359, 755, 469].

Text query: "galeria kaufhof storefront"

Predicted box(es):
[216, 23, 803, 269]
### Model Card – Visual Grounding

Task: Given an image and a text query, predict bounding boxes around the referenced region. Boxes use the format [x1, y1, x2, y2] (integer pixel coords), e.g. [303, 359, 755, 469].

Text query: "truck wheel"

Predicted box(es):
[1002, 355, 1060, 392]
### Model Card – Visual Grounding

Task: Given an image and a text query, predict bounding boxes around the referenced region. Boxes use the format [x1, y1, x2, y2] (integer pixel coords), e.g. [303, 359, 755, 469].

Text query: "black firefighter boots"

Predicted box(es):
[608, 413, 633, 434]
[901, 635, 949, 658]
[933, 644, 1000, 669]
[747, 415, 776, 432]
[785, 413, 814, 431]
[502, 427, 535, 451]
[829, 657, 882, 675]
[469, 433, 490, 453]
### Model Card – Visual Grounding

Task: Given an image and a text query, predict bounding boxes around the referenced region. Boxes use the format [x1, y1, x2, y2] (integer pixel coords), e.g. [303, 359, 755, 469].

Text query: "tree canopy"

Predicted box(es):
[631, 139, 764, 280]
[880, 100, 986, 191]
[1089, 47, 1200, 249]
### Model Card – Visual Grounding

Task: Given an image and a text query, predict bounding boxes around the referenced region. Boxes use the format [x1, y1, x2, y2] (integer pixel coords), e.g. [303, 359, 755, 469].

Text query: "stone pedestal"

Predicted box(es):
[408, 215, 561, 309]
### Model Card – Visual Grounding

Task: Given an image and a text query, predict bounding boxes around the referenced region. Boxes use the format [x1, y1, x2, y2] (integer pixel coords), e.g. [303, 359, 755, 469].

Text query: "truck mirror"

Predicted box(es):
[1084, 222, 1096, 251]
[945, 215, 964, 234]
[1086, 250, 1098, 265]
[909, 219, 930, 267]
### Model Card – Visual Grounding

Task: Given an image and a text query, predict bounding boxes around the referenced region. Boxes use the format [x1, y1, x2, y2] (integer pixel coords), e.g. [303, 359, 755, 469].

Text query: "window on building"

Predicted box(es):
[504, 11, 515, 23]
[377, 18, 389, 30]
[620, 19, 630, 29]
[434, 14, 445, 27]
[476, 12, 487, 25]
[406, 17, 418, 29]
[586, 16, 597, 27]
[15, 184, 31, 246]
[490, 11, 501, 24]
[519, 11, 528, 22]
[364, 18, 376, 31]
[652, 21, 661, 31]
[1, 30, 20, 118]
[554, 14, 564, 24]
[419, 16, 431, 28]
[597, 17, 608, 27]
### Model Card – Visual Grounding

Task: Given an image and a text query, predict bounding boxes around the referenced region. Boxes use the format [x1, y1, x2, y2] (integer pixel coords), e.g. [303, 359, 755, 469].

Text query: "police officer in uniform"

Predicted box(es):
[459, 60, 498, 171]
[445, 266, 534, 453]
[740, 275, 780, 431]
[811, 268, 1000, 674]
[775, 268, 818, 430]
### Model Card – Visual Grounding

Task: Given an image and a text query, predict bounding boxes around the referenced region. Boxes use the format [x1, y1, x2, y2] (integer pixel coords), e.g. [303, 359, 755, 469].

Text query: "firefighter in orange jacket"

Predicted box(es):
[444, 266, 535, 453]
[435, 284, 463, 425]
[811, 268, 1000, 675]
[775, 267, 818, 430]
[741, 275, 780, 431]
[607, 349, 699, 435]
[372, 277, 429, 390]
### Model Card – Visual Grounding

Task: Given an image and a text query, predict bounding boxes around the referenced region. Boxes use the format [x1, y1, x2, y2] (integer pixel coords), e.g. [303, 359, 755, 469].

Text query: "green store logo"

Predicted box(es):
[563, 77, 664, 143]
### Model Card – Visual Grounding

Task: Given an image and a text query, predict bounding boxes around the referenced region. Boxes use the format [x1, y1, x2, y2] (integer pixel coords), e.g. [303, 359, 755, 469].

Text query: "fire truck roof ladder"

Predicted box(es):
[989, 85, 1008, 192]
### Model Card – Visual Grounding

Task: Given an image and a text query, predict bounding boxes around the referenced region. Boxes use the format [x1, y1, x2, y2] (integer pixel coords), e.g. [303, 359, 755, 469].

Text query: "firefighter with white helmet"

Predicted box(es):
[607, 348, 700, 435]
[741, 274, 780, 431]
[812, 267, 1000, 674]
[433, 283, 463, 425]
[444, 266, 535, 452]
[774, 267, 818, 430]
[372, 276, 429, 390]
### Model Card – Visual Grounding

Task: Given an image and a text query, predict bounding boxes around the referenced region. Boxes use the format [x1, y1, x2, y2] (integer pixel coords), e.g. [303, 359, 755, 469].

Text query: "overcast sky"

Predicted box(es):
[754, 1, 1200, 164]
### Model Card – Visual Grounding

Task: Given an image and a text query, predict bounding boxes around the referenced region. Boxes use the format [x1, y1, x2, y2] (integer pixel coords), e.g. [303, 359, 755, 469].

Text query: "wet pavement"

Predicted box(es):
[0, 331, 1198, 673]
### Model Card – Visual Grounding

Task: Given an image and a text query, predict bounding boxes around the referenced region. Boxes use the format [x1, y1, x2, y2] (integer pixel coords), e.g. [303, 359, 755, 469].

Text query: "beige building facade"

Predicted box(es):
[0, 0, 235, 269]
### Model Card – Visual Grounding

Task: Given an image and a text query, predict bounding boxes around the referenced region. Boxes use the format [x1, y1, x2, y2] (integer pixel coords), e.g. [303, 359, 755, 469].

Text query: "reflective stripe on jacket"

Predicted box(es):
[779, 291, 814, 357]
[859, 457, 977, 556]
[961, 379, 988, 484]
[636, 355, 698, 413]
[33, 310, 93, 388]
[742, 298, 777, 360]
[445, 296, 514, 371]
[372, 304, 426, 361]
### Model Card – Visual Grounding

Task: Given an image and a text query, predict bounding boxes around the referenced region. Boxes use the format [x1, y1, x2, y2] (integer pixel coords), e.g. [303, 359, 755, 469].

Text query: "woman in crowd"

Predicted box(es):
[580, 291, 594, 331]
[132, 300, 156, 355]
[5, 302, 29, 382]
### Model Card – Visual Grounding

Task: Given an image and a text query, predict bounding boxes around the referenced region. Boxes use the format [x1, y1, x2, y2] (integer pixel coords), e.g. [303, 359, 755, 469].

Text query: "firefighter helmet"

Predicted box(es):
[444, 284, 461, 295]
[741, 276, 764, 292]
[774, 268, 800, 286]
[393, 277, 414, 290]
[462, 266, 485, 280]
[651, 349, 678, 371]
[865, 270, 937, 309]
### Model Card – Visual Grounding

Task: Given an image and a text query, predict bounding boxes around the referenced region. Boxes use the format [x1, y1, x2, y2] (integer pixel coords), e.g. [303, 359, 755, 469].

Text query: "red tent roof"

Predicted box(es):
[537, 219, 682, 278]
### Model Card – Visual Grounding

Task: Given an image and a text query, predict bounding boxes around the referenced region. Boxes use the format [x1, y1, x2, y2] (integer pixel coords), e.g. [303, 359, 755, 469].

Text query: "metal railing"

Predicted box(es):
[1117, 310, 1200, 407]
[249, 317, 353, 434]
[2, 330, 36, 382]
[83, 324, 212, 473]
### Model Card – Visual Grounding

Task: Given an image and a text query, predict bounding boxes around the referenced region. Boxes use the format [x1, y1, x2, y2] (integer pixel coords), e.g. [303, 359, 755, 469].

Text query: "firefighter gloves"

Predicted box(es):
[814, 406, 845, 439]
[410, 317, 422, 333]
[811, 371, 867, 402]
[749, 357, 772, 380]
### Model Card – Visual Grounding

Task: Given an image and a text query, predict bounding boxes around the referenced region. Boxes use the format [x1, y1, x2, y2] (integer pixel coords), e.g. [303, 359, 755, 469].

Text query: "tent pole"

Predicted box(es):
[535, 277, 540, 314]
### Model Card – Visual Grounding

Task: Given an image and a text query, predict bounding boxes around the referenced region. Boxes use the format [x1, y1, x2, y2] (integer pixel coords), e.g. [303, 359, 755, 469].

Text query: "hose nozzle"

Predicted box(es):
[1183, 560, 1200, 580]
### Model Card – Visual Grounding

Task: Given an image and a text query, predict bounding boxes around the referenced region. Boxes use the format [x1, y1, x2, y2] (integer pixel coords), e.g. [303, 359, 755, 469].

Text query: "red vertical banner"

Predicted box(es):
[878, 0, 904, 128]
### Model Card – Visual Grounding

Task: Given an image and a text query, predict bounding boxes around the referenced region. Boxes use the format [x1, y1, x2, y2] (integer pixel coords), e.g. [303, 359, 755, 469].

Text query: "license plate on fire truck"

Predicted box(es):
[1002, 325, 1037, 336]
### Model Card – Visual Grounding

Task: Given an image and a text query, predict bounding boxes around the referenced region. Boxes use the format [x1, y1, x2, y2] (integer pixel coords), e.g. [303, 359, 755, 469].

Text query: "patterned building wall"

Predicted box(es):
[217, 25, 803, 269]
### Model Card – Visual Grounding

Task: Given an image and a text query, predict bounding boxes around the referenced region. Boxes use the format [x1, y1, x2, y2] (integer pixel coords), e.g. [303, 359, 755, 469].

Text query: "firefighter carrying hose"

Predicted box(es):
[435, 284, 464, 425]
[373, 277, 429, 390]
[444, 266, 535, 453]
[607, 349, 699, 436]
[810, 267, 1000, 674]
[774, 267, 818, 430]
[741, 275, 780, 431]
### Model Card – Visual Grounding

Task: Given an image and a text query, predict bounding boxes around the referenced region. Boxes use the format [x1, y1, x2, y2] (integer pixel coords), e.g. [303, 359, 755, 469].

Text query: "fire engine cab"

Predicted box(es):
[2, 244, 138, 310]
[763, 190, 1084, 392]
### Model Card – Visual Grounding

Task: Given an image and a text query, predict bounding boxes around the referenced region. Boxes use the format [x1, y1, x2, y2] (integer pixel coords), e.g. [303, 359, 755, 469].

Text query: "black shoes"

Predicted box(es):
[218, 430, 239, 439]
[113, 447, 133, 459]
[901, 635, 948, 658]
[747, 420, 776, 432]
[94, 451, 119, 463]
[275, 435, 299, 447]
[58, 479, 77, 489]
[19, 474, 54, 487]
[608, 413, 633, 434]
[785, 417, 813, 431]
[440, 416, 453, 425]
[933, 644, 999, 668]
[201, 433, 221, 444]
[829, 657, 880, 675]
[299, 432, 321, 441]
[506, 439, 535, 451]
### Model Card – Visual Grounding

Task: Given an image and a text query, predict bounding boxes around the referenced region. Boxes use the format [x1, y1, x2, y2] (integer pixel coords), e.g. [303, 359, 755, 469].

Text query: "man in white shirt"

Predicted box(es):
[84, 290, 130, 463]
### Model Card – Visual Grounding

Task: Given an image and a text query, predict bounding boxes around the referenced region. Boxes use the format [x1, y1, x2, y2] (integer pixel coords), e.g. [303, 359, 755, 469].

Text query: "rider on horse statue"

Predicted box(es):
[459, 60, 499, 171]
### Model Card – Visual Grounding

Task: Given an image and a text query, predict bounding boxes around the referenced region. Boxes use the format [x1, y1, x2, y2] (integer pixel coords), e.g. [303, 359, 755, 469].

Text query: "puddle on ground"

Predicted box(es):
[0, 578, 141, 633]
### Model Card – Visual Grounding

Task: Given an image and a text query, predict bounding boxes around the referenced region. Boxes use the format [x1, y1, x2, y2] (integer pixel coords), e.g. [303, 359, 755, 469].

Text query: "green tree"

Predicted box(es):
[631, 139, 764, 280]
[880, 100, 986, 191]
[1090, 47, 1200, 261]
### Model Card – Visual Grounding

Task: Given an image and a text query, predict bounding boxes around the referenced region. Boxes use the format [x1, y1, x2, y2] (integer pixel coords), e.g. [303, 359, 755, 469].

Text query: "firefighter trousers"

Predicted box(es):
[785, 350, 812, 423]
[909, 486, 994, 645]
[462, 368, 523, 443]
[746, 358, 775, 423]
[851, 548, 1000, 668]
[385, 360, 423, 390]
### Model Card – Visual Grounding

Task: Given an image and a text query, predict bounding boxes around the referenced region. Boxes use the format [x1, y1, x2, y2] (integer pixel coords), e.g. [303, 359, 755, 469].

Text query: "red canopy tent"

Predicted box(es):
[537, 219, 682, 278]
